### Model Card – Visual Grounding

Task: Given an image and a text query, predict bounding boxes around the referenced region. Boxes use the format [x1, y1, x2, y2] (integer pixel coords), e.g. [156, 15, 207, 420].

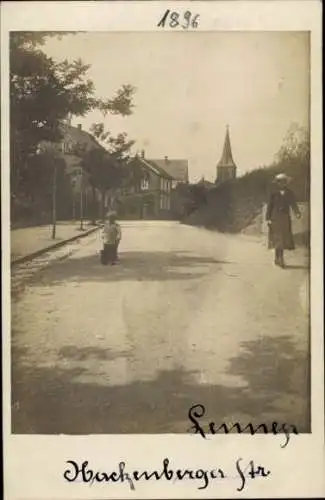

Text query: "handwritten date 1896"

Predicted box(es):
[158, 10, 200, 29]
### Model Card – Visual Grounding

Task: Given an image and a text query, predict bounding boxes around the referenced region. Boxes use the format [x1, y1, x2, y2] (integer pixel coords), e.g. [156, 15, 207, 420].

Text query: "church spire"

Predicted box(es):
[218, 125, 236, 168]
[215, 125, 237, 183]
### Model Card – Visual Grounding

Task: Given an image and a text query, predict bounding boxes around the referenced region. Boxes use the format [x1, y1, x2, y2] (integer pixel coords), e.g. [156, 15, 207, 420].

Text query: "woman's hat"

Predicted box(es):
[275, 173, 290, 182]
[107, 210, 117, 219]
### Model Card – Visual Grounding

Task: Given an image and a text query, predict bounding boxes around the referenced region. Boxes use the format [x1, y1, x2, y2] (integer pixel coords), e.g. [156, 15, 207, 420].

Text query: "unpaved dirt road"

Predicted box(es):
[11, 221, 310, 434]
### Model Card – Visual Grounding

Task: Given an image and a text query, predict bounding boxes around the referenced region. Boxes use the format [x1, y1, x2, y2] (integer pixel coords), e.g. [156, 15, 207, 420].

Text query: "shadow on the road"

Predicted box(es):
[26, 251, 233, 287]
[284, 264, 309, 270]
[12, 334, 310, 434]
[59, 345, 130, 362]
[228, 335, 310, 418]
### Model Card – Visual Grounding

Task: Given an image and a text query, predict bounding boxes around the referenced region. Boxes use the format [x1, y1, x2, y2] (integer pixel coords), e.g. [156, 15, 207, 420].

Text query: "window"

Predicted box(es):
[159, 194, 170, 210]
[141, 172, 150, 191]
[63, 140, 74, 154]
[141, 177, 149, 190]
[161, 178, 170, 192]
[160, 195, 164, 210]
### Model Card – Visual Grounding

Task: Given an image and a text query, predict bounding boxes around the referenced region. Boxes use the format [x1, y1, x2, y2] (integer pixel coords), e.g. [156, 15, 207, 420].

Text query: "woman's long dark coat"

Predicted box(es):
[266, 187, 300, 250]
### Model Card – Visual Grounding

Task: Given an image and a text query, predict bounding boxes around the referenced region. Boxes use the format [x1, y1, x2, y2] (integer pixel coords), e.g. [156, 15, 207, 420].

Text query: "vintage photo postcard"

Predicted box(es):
[1, 1, 323, 499]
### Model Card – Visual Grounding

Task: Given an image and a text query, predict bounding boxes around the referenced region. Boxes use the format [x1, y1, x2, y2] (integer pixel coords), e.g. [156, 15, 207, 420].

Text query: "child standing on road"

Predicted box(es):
[101, 212, 122, 265]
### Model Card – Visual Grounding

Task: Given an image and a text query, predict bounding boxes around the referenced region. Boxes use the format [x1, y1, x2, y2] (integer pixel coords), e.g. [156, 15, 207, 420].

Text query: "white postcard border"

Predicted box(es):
[1, 1, 323, 499]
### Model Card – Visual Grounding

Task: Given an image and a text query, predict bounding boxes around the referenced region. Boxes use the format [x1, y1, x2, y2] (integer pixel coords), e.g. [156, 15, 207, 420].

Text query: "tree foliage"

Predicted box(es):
[10, 31, 136, 223]
[10, 33, 95, 168]
[275, 123, 310, 165]
[171, 182, 208, 217]
[11, 32, 135, 164]
[271, 122, 310, 201]
[90, 124, 135, 161]
[84, 123, 136, 214]
[97, 85, 135, 117]
[80, 147, 128, 220]
[185, 123, 310, 232]
[80, 148, 122, 192]
[80, 122, 136, 190]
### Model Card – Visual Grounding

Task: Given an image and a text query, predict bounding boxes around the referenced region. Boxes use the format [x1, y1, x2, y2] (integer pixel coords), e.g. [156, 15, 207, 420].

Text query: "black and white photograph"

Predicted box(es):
[9, 29, 311, 434]
[1, 1, 323, 499]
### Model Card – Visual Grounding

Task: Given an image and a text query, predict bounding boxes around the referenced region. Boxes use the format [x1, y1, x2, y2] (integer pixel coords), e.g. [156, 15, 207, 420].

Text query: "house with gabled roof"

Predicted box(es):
[149, 157, 189, 188]
[38, 121, 107, 219]
[117, 150, 175, 219]
[117, 150, 190, 219]
[197, 176, 215, 190]
[39, 122, 106, 190]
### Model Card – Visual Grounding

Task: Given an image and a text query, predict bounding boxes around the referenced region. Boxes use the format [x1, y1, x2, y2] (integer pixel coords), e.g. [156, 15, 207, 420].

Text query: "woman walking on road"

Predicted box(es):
[266, 173, 301, 268]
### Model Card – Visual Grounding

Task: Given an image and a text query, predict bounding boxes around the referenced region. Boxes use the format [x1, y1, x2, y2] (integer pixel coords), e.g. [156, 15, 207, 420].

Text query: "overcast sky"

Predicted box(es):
[43, 31, 309, 182]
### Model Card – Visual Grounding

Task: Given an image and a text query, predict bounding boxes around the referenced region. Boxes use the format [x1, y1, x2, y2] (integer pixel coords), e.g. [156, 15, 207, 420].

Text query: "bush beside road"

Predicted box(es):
[242, 202, 309, 241]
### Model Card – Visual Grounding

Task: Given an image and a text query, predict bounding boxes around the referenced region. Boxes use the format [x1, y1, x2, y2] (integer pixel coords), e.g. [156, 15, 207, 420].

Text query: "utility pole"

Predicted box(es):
[85, 187, 88, 220]
[51, 159, 57, 239]
[70, 171, 78, 223]
[79, 169, 84, 230]
[72, 189, 76, 221]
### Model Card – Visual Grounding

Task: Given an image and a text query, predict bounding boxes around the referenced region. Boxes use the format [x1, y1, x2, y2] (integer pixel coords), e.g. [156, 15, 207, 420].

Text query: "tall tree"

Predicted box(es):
[274, 123, 310, 201]
[79, 129, 135, 222]
[10, 31, 136, 219]
[275, 123, 310, 164]
[91, 122, 138, 189]
[11, 33, 90, 196]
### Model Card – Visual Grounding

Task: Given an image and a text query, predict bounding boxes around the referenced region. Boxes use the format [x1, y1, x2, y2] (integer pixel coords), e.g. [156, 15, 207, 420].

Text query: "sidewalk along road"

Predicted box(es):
[10, 221, 100, 263]
[11, 220, 310, 434]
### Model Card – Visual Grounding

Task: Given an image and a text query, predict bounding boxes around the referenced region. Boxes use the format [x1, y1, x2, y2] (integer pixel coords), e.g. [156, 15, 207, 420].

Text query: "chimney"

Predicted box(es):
[141, 149, 145, 159]
[77, 124, 82, 130]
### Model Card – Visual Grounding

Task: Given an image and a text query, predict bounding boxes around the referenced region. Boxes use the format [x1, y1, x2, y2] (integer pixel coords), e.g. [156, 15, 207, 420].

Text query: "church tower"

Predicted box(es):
[215, 126, 237, 183]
